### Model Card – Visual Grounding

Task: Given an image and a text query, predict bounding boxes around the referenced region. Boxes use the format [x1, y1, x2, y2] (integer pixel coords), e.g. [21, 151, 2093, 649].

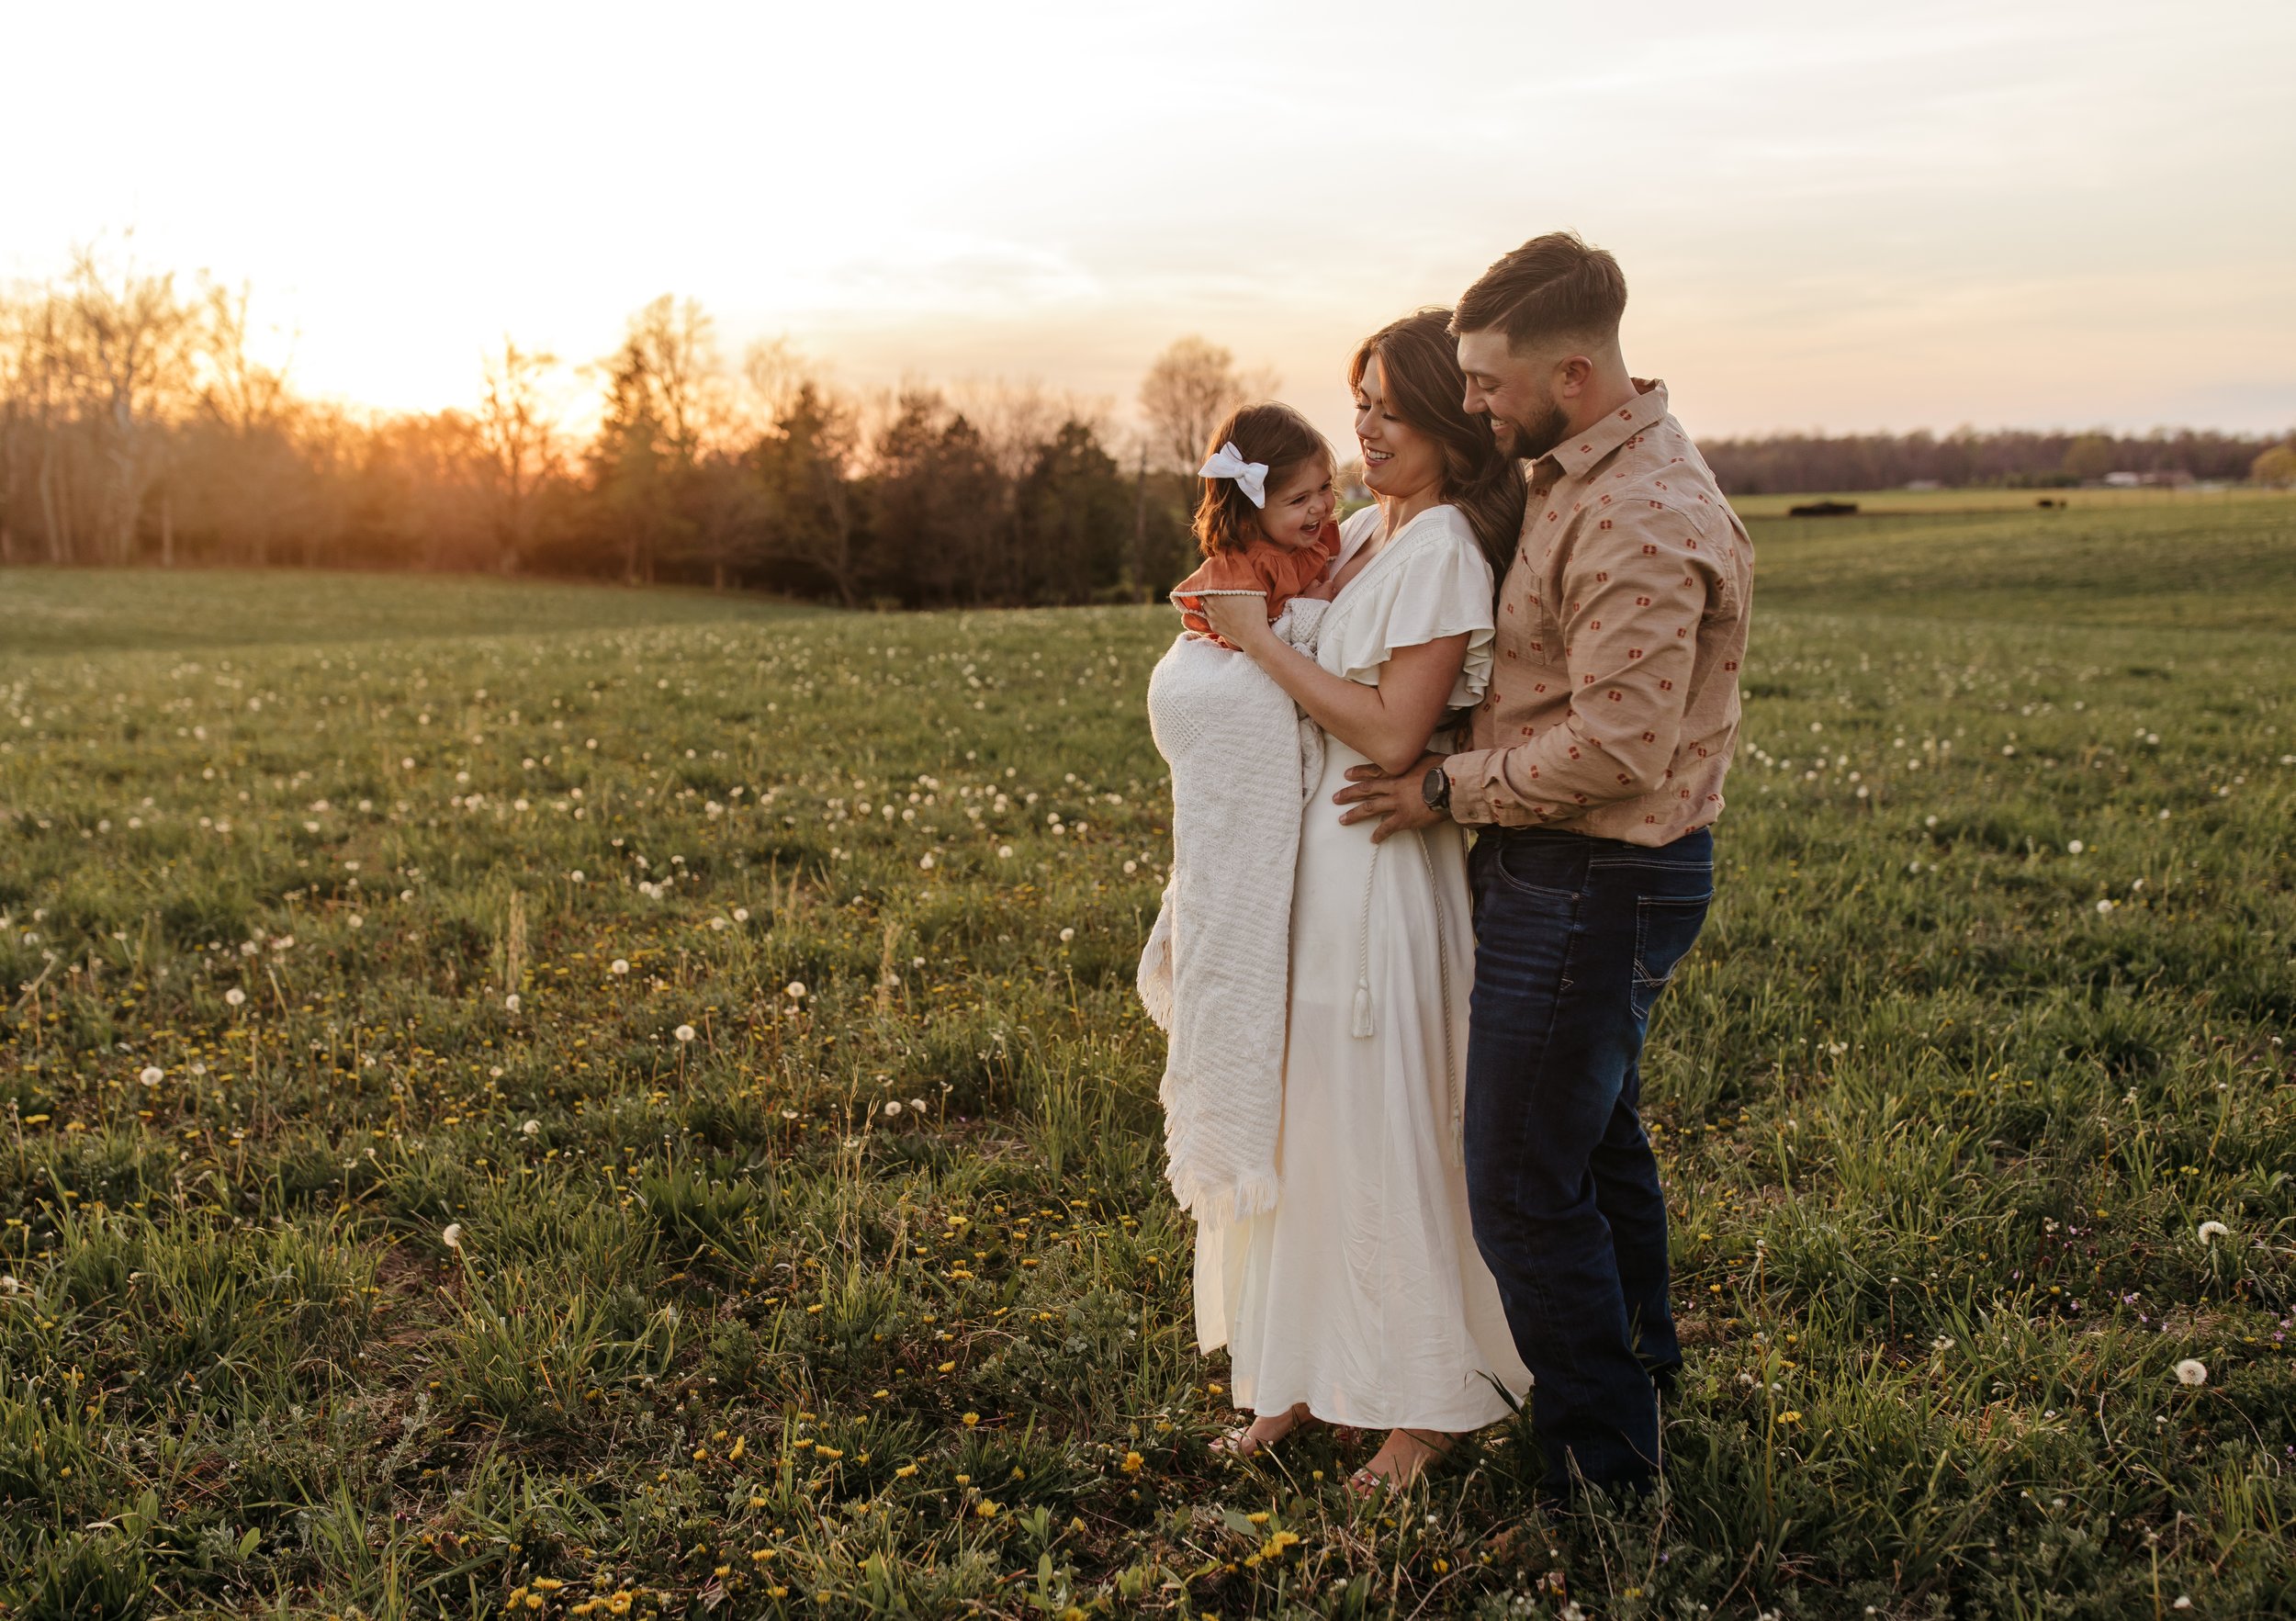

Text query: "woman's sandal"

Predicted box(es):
[1212, 1401, 1321, 1460]
[1346, 1428, 1461, 1494]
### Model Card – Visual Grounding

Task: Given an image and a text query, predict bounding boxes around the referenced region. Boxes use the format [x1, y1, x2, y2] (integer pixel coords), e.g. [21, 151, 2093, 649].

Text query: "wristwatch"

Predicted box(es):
[1421, 763, 1452, 814]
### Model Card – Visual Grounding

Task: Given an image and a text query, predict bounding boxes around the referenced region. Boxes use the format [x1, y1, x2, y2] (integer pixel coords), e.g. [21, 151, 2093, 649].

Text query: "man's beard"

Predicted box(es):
[1496, 399, 1571, 461]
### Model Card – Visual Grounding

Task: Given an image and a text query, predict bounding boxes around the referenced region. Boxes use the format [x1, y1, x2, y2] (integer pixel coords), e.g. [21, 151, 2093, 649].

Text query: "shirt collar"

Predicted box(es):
[1539, 377, 1668, 481]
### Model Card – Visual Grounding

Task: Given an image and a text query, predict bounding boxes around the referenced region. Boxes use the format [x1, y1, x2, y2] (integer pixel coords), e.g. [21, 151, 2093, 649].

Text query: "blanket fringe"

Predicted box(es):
[1165, 1165, 1282, 1229]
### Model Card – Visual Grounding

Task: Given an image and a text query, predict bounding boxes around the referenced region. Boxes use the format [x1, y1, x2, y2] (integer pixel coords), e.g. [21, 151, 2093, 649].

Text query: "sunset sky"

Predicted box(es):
[6, 0, 2291, 452]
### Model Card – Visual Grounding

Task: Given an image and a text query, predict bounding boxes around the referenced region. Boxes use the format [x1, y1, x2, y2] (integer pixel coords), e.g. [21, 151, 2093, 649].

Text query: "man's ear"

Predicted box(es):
[1557, 355, 1596, 398]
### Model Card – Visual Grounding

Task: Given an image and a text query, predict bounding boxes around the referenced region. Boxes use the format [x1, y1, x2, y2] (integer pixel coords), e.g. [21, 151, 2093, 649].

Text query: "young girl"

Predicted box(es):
[1170, 403, 1341, 647]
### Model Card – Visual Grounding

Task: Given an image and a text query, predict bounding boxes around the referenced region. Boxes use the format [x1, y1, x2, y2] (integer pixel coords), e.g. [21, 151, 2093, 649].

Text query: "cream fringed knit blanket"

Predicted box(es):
[1137, 602, 1326, 1226]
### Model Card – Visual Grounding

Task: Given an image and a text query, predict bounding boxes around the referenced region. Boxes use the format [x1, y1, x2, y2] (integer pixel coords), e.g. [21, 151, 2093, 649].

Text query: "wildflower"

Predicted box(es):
[2067, 839, 2084, 854]
[522, 1120, 540, 1137]
[348, 915, 365, 929]
[1059, 928, 1075, 943]
[2096, 898, 2116, 915]
[224, 987, 247, 1007]
[884, 1101, 903, 1117]
[733, 907, 749, 922]
[784, 981, 807, 1000]
[1931, 1335, 1955, 1352]
[442, 1223, 464, 1252]
[911, 1098, 927, 1111]
[2175, 1358, 2208, 1386]
[504, 994, 521, 1013]
[674, 1024, 697, 1043]
[2198, 1221, 2228, 1244]
[611, 959, 630, 975]
[138, 1065, 163, 1087]
[997, 845, 1014, 859]
[919, 853, 935, 871]
[569, 870, 586, 884]
[962, 1411, 980, 1426]
[1121, 1450, 1142, 1473]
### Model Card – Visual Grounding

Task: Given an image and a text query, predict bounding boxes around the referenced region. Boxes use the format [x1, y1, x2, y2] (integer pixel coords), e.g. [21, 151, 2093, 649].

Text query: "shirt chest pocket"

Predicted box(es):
[1496, 554, 1567, 671]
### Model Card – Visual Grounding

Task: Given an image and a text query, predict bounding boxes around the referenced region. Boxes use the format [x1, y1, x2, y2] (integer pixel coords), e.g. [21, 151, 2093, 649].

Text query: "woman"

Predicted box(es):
[1197, 308, 1531, 1487]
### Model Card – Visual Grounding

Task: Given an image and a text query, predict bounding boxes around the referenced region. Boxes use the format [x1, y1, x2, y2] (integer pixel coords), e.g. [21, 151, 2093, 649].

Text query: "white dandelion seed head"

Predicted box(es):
[138, 1065, 163, 1087]
[611, 958, 630, 974]
[504, 994, 521, 1013]
[884, 1100, 903, 1116]
[2197, 1221, 2229, 1244]
[568, 870, 586, 884]
[2067, 839, 2084, 854]
[997, 845, 1014, 860]
[441, 1223, 464, 1252]
[732, 907, 749, 923]
[522, 1120, 540, 1137]
[2174, 1358, 2208, 1387]
[1059, 928, 1075, 943]
[784, 981, 807, 1000]
[224, 987, 247, 1007]
[674, 1024, 697, 1043]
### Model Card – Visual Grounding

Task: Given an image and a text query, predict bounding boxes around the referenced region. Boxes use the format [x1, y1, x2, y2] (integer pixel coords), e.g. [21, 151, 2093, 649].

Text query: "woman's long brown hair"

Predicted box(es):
[1349, 308, 1526, 592]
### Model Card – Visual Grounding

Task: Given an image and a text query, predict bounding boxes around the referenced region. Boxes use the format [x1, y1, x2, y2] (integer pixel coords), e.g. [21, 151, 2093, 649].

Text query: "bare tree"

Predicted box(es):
[622, 295, 727, 463]
[63, 245, 200, 564]
[1137, 335, 1277, 474]
[475, 339, 561, 574]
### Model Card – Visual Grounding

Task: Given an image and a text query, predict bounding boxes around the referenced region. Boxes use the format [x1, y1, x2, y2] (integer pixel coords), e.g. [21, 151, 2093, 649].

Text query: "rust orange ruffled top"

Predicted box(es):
[1172, 520, 1342, 647]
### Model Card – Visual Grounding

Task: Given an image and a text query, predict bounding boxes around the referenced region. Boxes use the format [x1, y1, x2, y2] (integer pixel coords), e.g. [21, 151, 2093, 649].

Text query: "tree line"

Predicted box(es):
[5, 248, 2290, 605]
[1700, 425, 2291, 496]
[0, 250, 1267, 605]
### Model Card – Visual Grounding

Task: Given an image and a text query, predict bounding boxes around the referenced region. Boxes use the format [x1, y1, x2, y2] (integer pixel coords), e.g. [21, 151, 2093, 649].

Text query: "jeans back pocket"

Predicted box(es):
[1630, 891, 1713, 1025]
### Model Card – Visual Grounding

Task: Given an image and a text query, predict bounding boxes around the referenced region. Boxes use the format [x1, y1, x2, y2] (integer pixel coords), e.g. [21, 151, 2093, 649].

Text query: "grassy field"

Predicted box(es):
[0, 490, 2291, 1619]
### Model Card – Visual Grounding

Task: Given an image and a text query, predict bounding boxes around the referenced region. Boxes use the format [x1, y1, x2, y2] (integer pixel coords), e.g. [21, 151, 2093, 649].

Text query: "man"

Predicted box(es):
[1336, 232, 1752, 1500]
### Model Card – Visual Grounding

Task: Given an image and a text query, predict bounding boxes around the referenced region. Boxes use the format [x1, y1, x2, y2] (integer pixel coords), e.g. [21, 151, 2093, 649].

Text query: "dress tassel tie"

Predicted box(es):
[1350, 842, 1381, 1038]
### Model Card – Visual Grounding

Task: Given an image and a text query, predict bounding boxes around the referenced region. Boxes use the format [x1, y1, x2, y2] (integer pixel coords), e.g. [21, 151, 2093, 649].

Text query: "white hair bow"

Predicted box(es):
[1198, 441, 1269, 507]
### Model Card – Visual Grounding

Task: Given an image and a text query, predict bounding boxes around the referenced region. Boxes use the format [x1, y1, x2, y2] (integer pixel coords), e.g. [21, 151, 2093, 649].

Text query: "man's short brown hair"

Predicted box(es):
[1452, 232, 1627, 353]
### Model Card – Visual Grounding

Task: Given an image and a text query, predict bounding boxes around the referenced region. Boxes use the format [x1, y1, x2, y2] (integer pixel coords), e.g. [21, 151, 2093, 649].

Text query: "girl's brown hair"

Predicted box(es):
[1350, 308, 1527, 590]
[1191, 401, 1334, 557]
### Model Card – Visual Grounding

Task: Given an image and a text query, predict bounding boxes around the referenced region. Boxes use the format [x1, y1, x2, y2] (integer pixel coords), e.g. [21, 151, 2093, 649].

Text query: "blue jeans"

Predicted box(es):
[1463, 826, 1713, 1493]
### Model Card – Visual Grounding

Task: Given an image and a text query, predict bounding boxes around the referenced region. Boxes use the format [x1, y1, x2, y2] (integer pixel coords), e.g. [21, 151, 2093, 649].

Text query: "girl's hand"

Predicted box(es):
[1200, 593, 1273, 648]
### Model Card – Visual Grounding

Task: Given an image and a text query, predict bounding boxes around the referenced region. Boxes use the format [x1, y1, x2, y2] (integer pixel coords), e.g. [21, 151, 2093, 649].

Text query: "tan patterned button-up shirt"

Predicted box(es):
[1445, 379, 1752, 846]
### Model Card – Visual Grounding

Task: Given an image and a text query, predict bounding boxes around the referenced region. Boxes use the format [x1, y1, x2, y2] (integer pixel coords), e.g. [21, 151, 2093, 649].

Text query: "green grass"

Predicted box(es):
[1744, 491, 2296, 632]
[1, 501, 2291, 1618]
[0, 567, 818, 655]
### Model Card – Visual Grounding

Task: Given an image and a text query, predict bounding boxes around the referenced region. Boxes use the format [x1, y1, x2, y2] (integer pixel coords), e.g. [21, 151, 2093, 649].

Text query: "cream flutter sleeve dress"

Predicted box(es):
[1193, 501, 1533, 1430]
